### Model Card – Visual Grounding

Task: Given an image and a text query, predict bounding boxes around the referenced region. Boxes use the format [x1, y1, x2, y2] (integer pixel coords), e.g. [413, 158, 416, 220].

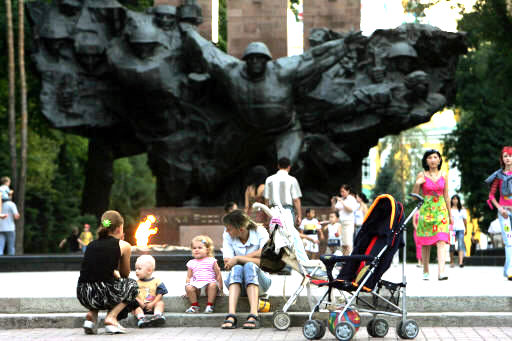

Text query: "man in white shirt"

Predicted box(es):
[488, 218, 503, 248]
[0, 199, 20, 255]
[263, 157, 302, 226]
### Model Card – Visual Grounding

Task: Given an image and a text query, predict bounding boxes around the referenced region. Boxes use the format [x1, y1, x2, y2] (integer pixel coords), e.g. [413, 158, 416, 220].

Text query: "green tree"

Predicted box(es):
[374, 128, 425, 202]
[110, 154, 156, 245]
[444, 0, 512, 230]
[217, 0, 227, 51]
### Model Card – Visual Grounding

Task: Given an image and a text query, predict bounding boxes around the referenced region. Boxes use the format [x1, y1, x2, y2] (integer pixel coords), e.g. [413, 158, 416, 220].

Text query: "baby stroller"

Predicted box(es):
[253, 202, 327, 331]
[302, 193, 424, 341]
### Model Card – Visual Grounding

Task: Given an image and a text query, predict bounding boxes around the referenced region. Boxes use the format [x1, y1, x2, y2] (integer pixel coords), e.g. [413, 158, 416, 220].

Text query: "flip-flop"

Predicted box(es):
[105, 323, 128, 334]
[221, 314, 237, 329]
[83, 320, 97, 335]
[242, 314, 260, 329]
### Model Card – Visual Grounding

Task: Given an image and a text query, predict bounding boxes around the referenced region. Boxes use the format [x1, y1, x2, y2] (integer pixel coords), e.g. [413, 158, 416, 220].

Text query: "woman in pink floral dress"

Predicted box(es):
[413, 149, 452, 281]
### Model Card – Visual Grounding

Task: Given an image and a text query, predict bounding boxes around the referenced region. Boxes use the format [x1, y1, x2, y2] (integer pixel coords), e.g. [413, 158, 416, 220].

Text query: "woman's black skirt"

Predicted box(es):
[77, 278, 139, 320]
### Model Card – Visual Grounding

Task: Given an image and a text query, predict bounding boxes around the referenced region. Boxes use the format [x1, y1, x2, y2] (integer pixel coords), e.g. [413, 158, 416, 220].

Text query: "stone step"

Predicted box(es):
[464, 256, 505, 266]
[2, 311, 512, 330]
[2, 295, 512, 314]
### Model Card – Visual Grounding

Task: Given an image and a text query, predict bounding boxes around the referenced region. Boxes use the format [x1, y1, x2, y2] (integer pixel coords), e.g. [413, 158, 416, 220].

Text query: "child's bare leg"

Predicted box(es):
[153, 301, 165, 315]
[185, 285, 198, 304]
[206, 282, 218, 305]
[133, 307, 144, 316]
[342, 246, 351, 256]
[86, 310, 98, 322]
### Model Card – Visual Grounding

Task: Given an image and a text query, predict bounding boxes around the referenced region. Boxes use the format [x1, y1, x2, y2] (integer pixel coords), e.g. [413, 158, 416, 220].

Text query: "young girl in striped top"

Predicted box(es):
[185, 235, 223, 313]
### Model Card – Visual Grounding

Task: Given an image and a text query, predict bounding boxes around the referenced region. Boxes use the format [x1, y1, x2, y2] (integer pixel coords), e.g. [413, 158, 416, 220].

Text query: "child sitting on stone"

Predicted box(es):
[132, 255, 168, 328]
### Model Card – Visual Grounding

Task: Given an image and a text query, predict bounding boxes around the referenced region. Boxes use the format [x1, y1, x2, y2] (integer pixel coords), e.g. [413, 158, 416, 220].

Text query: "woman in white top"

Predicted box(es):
[354, 192, 369, 238]
[331, 184, 358, 255]
[450, 194, 467, 267]
[221, 210, 271, 330]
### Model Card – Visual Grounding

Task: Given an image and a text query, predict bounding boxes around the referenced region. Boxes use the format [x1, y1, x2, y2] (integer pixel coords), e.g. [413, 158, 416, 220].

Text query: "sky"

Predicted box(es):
[287, 0, 477, 55]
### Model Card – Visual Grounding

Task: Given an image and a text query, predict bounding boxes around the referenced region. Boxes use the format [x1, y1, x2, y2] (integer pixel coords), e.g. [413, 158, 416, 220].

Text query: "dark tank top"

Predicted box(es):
[78, 235, 120, 283]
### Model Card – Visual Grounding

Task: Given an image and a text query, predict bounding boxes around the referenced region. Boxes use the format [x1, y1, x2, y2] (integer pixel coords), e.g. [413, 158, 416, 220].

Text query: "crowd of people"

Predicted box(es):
[72, 146, 512, 334]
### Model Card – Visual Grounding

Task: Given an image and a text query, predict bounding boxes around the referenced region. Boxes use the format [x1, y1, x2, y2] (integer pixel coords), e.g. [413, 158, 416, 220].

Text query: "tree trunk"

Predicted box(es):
[17, 0, 27, 255]
[82, 138, 115, 219]
[5, 0, 17, 192]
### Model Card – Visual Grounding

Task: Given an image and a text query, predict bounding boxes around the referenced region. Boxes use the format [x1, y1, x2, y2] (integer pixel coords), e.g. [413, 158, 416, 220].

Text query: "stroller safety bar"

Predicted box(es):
[252, 202, 273, 217]
[320, 255, 375, 265]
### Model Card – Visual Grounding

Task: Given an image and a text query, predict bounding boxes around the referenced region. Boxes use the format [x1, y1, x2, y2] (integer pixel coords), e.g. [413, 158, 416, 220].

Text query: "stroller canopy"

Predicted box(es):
[338, 194, 405, 290]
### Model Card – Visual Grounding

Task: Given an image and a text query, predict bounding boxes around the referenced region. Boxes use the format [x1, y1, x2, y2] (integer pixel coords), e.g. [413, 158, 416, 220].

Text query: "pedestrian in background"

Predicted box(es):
[0, 198, 19, 255]
[488, 218, 503, 248]
[331, 184, 358, 255]
[244, 165, 268, 226]
[264, 157, 302, 226]
[449, 194, 467, 268]
[485, 146, 512, 280]
[413, 149, 451, 281]
[78, 224, 94, 253]
[354, 192, 369, 238]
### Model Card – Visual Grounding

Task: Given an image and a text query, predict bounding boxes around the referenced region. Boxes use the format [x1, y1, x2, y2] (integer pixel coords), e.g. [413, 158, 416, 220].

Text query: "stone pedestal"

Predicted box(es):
[227, 0, 287, 59]
[137, 206, 333, 248]
[303, 0, 361, 49]
[154, 0, 212, 40]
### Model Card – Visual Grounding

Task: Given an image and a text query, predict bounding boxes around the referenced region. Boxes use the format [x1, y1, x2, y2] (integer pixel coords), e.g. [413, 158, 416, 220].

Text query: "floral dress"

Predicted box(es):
[416, 176, 450, 245]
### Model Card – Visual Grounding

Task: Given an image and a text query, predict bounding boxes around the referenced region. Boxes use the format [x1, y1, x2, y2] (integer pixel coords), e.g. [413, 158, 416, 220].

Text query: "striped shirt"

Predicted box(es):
[264, 170, 302, 207]
[186, 257, 217, 283]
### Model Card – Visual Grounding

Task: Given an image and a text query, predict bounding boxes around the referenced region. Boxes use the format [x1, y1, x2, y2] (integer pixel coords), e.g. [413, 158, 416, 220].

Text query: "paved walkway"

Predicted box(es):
[2, 326, 512, 340]
[1, 264, 511, 299]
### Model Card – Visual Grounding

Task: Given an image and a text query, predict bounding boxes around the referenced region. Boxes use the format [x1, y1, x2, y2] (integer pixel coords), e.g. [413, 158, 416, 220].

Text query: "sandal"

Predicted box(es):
[242, 314, 261, 329]
[105, 323, 128, 334]
[221, 314, 237, 329]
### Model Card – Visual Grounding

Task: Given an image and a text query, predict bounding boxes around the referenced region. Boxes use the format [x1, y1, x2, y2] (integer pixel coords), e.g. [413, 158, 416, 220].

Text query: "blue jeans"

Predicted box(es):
[224, 262, 272, 296]
[455, 230, 466, 255]
[0, 231, 15, 255]
[498, 210, 512, 277]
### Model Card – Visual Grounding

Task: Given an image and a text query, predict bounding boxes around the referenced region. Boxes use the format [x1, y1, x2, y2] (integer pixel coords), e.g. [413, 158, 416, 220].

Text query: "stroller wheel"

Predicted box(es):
[372, 318, 389, 337]
[303, 319, 325, 340]
[366, 319, 376, 337]
[396, 320, 420, 339]
[273, 311, 291, 331]
[334, 321, 355, 341]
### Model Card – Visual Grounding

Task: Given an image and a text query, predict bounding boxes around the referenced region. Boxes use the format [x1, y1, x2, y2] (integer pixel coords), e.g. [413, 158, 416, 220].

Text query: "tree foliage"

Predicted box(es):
[373, 128, 426, 203]
[0, 0, 156, 253]
[444, 0, 512, 229]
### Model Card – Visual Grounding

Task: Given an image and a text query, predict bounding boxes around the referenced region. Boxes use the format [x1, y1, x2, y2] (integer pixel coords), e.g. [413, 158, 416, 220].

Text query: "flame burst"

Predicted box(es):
[135, 215, 158, 247]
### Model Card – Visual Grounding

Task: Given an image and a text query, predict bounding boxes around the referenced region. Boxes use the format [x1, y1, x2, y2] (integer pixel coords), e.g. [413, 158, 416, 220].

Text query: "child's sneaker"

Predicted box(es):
[204, 305, 214, 313]
[137, 316, 150, 328]
[185, 305, 200, 313]
[150, 314, 166, 326]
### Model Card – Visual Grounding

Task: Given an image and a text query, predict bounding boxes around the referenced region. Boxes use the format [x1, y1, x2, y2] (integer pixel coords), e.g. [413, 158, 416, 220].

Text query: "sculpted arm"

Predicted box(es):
[180, 23, 239, 77]
[293, 39, 346, 81]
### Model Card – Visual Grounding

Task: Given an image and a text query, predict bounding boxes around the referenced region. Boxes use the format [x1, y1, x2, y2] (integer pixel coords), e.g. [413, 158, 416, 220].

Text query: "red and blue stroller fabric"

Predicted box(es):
[327, 194, 405, 291]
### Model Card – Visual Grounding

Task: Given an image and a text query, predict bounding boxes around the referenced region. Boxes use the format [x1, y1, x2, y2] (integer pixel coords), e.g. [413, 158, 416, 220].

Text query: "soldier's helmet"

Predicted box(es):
[387, 41, 418, 59]
[153, 4, 177, 16]
[40, 20, 69, 39]
[242, 42, 272, 61]
[128, 24, 160, 44]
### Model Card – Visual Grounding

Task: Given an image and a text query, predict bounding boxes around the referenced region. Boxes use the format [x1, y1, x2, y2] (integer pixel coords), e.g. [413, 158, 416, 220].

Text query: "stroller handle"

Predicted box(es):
[409, 193, 424, 203]
[252, 202, 273, 218]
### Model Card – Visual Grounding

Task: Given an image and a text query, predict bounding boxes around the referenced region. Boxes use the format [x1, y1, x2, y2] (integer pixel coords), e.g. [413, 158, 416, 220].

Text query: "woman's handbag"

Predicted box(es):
[260, 229, 286, 273]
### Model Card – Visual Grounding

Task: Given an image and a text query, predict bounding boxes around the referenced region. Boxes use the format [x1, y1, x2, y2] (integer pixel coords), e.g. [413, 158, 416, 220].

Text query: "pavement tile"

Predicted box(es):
[0, 327, 512, 341]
